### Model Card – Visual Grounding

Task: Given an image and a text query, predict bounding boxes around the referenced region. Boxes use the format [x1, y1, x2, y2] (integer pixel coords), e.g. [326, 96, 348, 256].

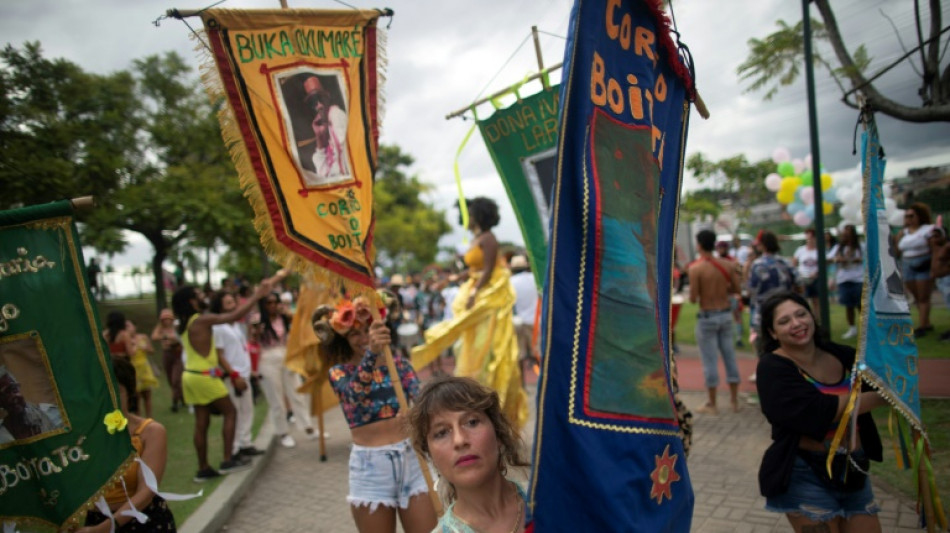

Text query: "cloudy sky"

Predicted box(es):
[3, 0, 949, 275]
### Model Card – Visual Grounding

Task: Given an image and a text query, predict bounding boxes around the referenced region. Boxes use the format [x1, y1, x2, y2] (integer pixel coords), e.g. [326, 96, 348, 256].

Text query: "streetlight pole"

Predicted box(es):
[802, 0, 831, 332]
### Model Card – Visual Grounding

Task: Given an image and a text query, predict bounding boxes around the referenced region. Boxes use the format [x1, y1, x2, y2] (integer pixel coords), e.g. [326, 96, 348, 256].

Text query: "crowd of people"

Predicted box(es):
[71, 197, 950, 532]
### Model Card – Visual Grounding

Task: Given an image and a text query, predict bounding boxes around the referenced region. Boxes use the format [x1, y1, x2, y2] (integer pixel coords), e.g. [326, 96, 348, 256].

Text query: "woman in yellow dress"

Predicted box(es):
[412, 197, 528, 428]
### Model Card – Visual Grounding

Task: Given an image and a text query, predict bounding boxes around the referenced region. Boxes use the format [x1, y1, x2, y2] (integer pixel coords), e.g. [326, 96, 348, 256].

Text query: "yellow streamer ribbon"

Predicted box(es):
[453, 106, 479, 242]
[826, 371, 861, 476]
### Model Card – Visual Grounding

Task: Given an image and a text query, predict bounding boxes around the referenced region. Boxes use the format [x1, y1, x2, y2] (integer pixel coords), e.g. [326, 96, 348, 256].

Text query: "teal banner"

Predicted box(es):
[0, 201, 133, 530]
[478, 87, 559, 287]
[858, 119, 924, 431]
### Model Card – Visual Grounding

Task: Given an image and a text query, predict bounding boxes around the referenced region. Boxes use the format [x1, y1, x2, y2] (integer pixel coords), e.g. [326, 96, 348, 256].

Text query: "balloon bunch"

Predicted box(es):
[830, 163, 903, 227]
[764, 148, 836, 227]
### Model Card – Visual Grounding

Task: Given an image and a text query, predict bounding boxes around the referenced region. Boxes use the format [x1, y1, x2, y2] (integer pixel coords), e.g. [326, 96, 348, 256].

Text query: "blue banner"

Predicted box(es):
[528, 0, 694, 530]
[858, 118, 923, 430]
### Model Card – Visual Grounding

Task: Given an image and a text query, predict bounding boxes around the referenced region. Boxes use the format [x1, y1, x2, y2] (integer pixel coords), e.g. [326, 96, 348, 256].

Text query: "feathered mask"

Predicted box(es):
[311, 290, 398, 344]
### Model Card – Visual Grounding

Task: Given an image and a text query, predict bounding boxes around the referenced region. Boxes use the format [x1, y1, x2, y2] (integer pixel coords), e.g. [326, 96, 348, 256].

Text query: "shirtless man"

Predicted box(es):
[688, 229, 742, 414]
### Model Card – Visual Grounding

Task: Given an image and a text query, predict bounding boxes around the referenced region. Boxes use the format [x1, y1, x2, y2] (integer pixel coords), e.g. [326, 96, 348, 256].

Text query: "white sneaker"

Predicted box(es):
[305, 429, 329, 440]
[280, 434, 296, 448]
[842, 326, 857, 339]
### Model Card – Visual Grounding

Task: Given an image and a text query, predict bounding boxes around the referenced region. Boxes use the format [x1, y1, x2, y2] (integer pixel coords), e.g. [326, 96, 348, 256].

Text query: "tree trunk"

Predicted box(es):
[149, 235, 169, 316]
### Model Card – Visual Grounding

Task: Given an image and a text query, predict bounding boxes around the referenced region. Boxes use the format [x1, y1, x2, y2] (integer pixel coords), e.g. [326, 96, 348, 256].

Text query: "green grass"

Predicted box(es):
[871, 400, 950, 518]
[673, 298, 950, 358]
[96, 300, 268, 525]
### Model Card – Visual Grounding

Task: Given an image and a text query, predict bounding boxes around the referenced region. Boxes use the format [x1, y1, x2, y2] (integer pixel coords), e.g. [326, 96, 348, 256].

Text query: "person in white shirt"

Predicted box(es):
[792, 228, 821, 313]
[829, 225, 864, 339]
[508, 255, 539, 385]
[211, 292, 263, 459]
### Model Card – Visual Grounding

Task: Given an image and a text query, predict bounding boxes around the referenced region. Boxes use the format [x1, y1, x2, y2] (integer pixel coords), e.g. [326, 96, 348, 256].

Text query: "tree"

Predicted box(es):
[738, 0, 949, 123]
[1, 44, 259, 313]
[372, 145, 452, 273]
[685, 153, 776, 229]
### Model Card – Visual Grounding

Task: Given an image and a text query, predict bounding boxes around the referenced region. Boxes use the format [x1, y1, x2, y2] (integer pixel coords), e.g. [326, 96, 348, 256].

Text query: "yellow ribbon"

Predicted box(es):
[453, 106, 479, 242]
[826, 371, 860, 477]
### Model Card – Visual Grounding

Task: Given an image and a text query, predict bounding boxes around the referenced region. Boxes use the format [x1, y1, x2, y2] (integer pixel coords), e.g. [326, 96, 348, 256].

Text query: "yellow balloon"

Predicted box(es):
[780, 177, 801, 193]
[776, 190, 794, 205]
[821, 174, 833, 191]
[823, 201, 834, 215]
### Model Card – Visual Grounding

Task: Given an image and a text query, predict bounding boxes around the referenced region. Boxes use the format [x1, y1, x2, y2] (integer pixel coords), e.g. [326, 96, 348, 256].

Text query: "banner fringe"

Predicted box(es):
[194, 30, 375, 298]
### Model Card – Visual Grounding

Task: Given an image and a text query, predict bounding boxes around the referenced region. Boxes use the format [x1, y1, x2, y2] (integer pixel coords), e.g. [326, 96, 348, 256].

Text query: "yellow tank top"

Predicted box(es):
[182, 315, 219, 372]
[464, 244, 484, 270]
[103, 418, 154, 505]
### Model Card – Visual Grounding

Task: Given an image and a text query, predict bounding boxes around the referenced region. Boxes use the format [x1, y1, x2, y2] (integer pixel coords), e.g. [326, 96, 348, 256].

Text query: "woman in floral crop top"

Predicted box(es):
[314, 293, 436, 533]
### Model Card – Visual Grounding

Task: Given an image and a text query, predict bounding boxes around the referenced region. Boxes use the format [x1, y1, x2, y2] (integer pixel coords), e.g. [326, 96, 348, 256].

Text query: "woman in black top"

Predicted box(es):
[755, 291, 887, 532]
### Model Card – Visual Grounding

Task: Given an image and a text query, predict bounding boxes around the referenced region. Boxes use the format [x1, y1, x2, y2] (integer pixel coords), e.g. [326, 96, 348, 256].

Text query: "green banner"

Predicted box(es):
[478, 86, 559, 287]
[0, 201, 133, 530]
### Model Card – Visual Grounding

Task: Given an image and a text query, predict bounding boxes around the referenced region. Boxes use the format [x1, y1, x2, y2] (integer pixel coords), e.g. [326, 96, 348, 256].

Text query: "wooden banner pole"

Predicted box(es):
[367, 295, 443, 516]
[531, 26, 548, 91]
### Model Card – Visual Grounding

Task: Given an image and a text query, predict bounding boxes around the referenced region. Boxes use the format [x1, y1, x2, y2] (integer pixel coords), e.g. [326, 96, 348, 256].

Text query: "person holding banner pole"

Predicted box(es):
[313, 296, 437, 533]
[755, 291, 887, 532]
[79, 357, 176, 532]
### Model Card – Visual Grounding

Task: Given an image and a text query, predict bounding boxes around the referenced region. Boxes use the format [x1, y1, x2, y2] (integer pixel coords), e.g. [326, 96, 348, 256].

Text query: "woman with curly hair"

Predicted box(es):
[412, 197, 528, 429]
[408, 376, 530, 532]
[896, 202, 936, 336]
[312, 295, 436, 533]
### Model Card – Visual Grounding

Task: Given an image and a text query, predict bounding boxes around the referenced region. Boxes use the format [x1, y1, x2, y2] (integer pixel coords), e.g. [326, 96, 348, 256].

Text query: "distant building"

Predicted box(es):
[890, 164, 950, 208]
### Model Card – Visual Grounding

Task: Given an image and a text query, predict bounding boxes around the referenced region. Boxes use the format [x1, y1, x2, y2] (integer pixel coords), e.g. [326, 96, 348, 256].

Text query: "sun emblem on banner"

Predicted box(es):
[649, 444, 681, 504]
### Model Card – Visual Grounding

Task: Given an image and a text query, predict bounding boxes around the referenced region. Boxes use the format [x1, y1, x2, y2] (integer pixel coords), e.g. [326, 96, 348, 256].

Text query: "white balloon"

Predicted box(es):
[888, 210, 905, 227]
[792, 158, 806, 175]
[884, 197, 897, 213]
[804, 154, 813, 170]
[765, 173, 783, 191]
[794, 211, 812, 227]
[772, 147, 791, 164]
[800, 187, 815, 205]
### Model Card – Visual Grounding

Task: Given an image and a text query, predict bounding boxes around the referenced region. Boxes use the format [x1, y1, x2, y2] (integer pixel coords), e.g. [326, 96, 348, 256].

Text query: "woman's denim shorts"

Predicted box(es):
[766, 452, 879, 522]
[902, 255, 932, 282]
[347, 438, 429, 511]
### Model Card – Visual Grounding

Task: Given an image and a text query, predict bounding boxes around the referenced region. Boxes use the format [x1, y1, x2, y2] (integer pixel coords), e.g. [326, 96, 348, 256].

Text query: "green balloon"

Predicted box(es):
[777, 161, 796, 177]
[800, 169, 813, 186]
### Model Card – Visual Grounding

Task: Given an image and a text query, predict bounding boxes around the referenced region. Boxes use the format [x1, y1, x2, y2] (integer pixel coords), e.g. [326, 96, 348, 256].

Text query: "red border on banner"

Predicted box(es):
[207, 26, 375, 287]
[581, 108, 672, 425]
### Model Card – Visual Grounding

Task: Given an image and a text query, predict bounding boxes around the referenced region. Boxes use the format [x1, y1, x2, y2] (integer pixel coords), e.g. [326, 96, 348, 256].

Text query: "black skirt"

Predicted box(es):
[85, 495, 177, 532]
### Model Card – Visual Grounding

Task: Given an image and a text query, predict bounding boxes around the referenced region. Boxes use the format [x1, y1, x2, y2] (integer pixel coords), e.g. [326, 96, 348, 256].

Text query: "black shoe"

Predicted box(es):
[940, 330, 950, 342]
[220, 456, 252, 474]
[193, 467, 222, 482]
[238, 446, 265, 457]
[914, 325, 934, 338]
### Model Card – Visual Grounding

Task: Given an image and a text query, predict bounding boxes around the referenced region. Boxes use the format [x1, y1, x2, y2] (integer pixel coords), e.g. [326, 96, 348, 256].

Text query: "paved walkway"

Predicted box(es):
[199, 356, 935, 532]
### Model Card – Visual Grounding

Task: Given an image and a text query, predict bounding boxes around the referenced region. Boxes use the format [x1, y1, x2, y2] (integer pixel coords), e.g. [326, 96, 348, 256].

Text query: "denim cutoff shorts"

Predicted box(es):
[766, 451, 879, 522]
[901, 255, 932, 282]
[347, 438, 429, 511]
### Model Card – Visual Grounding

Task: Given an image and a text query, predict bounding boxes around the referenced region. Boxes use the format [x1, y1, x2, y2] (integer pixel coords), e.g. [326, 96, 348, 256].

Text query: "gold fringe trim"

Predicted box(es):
[194, 30, 379, 297]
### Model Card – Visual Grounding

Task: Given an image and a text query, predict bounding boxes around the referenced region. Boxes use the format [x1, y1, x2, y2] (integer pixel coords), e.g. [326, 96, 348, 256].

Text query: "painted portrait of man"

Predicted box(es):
[276, 69, 352, 188]
[0, 366, 63, 444]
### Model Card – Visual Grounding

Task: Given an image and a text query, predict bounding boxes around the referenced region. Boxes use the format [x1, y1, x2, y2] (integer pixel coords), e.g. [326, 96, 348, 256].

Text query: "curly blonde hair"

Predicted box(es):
[408, 376, 529, 502]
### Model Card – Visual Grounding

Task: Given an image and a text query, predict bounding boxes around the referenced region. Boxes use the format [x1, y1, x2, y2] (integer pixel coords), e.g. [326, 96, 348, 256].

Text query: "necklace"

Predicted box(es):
[454, 481, 524, 533]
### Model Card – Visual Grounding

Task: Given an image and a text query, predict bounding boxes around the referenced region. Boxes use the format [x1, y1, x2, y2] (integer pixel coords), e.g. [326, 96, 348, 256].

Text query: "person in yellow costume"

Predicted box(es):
[412, 197, 528, 429]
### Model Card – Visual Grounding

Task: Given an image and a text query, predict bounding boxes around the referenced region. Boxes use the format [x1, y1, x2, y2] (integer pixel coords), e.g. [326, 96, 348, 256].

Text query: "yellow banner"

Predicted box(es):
[201, 9, 384, 288]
